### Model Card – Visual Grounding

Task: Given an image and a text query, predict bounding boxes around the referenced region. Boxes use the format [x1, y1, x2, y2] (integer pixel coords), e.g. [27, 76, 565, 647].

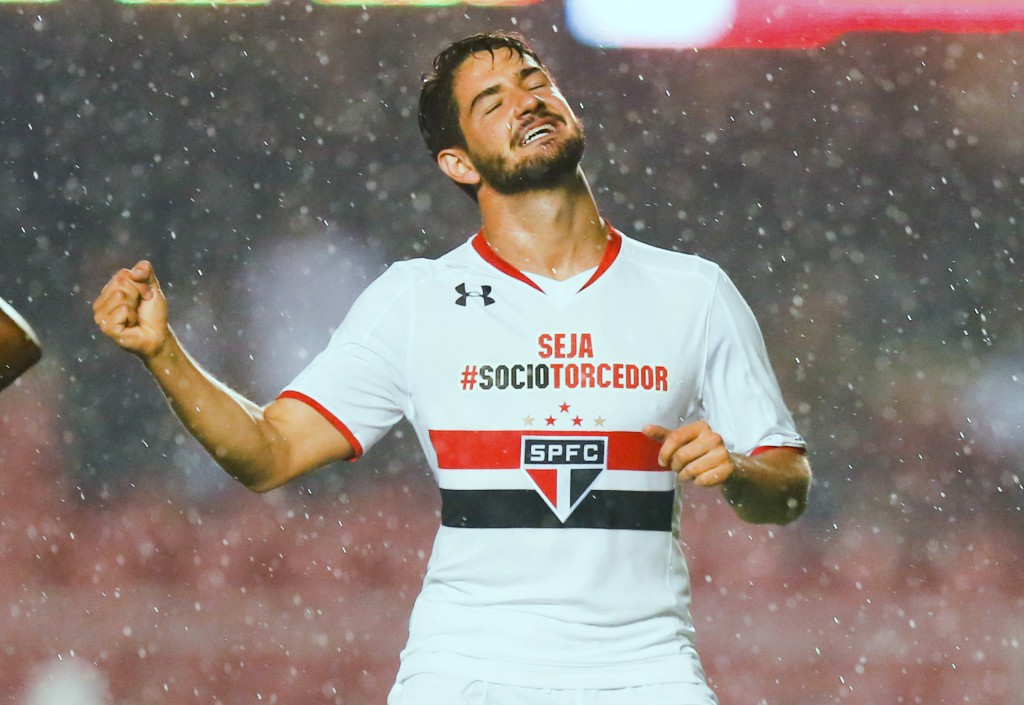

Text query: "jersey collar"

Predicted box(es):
[470, 223, 623, 294]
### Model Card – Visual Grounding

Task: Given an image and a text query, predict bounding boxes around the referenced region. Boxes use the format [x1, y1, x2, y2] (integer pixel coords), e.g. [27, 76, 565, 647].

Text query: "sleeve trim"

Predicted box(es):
[750, 445, 806, 457]
[277, 390, 364, 459]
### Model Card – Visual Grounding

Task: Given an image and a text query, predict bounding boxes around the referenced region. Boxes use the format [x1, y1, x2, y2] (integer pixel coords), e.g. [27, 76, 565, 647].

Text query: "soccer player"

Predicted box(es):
[0, 296, 42, 392]
[94, 32, 811, 705]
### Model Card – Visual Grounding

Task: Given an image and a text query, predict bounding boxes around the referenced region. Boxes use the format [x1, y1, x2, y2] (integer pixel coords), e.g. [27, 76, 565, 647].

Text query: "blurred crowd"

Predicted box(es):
[1, 1, 1022, 703]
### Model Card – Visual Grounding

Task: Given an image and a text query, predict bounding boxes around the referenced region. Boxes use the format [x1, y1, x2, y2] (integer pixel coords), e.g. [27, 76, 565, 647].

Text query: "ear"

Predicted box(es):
[437, 148, 481, 188]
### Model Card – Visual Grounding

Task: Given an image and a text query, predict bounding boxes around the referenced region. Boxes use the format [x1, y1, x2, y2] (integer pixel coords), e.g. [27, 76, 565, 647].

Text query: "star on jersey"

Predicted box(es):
[529, 402, 608, 430]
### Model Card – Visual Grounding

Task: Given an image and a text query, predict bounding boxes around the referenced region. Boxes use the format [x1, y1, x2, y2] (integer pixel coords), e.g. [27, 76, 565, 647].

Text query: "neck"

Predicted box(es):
[476, 168, 608, 281]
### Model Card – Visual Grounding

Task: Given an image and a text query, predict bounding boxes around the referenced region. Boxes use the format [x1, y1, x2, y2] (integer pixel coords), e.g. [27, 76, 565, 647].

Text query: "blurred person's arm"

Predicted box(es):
[92, 260, 354, 492]
[0, 297, 43, 391]
[644, 421, 811, 525]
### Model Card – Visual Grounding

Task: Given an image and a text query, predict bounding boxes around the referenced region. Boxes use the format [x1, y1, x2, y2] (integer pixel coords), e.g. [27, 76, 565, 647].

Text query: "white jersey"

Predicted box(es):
[281, 227, 804, 689]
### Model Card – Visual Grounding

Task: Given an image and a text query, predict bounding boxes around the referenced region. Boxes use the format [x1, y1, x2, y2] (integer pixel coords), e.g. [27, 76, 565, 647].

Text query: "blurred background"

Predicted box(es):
[1, 1, 1022, 703]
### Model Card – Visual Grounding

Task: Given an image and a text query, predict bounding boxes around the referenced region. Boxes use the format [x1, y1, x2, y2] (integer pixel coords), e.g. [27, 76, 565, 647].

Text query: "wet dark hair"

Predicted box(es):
[418, 32, 543, 198]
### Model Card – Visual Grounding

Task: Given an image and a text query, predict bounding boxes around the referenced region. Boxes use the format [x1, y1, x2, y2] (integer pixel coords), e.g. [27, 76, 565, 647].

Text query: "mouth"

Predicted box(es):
[515, 119, 560, 148]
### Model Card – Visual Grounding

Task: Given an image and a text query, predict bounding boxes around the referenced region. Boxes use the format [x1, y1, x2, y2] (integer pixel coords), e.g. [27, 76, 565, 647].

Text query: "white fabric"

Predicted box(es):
[387, 672, 718, 705]
[522, 265, 598, 296]
[283, 230, 804, 690]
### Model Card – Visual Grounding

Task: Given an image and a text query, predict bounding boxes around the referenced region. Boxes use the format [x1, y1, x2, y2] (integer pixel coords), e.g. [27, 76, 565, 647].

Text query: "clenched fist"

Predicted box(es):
[93, 260, 168, 359]
[642, 420, 736, 487]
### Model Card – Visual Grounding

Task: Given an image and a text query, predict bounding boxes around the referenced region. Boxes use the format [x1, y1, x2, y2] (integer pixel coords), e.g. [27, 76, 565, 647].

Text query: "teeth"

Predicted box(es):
[522, 125, 553, 146]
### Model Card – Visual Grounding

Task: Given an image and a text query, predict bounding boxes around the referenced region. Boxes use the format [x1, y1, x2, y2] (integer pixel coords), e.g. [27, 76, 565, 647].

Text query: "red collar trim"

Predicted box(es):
[470, 223, 623, 294]
[578, 225, 622, 293]
[471, 231, 544, 292]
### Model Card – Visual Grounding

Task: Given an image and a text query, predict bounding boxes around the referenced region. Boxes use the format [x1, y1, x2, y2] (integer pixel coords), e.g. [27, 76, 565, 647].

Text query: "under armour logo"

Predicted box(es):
[455, 283, 495, 306]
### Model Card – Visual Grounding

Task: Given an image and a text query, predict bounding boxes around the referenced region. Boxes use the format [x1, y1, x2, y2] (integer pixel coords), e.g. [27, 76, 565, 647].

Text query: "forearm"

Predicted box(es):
[143, 327, 285, 491]
[722, 449, 811, 524]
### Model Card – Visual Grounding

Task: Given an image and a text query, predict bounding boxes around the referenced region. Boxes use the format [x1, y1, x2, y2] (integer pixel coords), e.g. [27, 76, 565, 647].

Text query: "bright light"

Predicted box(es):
[310, 0, 538, 5]
[108, 0, 537, 5]
[567, 0, 737, 48]
[567, 0, 1024, 49]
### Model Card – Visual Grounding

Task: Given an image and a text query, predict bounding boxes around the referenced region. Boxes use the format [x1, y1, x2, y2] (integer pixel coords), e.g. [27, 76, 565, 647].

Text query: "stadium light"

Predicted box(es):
[566, 0, 1024, 49]
[311, 0, 537, 5]
[112, 0, 539, 5]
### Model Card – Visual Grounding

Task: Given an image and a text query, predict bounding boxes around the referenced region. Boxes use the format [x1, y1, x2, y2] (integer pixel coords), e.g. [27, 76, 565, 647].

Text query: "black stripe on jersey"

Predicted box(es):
[439, 489, 675, 531]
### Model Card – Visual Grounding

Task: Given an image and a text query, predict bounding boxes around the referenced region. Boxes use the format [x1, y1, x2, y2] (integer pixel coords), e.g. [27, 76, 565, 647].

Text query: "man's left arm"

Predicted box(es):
[721, 446, 810, 524]
[643, 421, 811, 525]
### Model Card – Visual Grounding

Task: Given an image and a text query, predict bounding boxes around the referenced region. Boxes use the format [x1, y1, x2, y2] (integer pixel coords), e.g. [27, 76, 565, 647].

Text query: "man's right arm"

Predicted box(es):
[93, 260, 354, 492]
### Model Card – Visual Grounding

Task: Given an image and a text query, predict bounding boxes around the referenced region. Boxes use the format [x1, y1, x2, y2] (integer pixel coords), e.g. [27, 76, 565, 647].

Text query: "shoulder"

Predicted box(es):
[617, 232, 724, 284]
[377, 237, 480, 286]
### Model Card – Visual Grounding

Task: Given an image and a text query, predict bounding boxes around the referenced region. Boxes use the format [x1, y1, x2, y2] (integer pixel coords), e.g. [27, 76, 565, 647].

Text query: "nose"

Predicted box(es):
[511, 86, 544, 117]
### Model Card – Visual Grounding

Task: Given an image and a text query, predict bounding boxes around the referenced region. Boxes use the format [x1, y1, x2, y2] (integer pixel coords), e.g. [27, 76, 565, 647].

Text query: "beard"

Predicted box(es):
[470, 126, 586, 195]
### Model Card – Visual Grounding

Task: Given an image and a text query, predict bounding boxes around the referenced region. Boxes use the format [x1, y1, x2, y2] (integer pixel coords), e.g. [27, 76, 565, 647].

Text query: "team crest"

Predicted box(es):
[521, 436, 607, 522]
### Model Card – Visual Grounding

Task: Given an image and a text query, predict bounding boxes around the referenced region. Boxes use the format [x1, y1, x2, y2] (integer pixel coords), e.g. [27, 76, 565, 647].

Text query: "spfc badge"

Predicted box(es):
[521, 436, 608, 522]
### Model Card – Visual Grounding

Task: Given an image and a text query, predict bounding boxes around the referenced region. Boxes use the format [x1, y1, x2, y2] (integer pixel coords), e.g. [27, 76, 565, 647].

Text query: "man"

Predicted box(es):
[94, 32, 810, 705]
[0, 296, 42, 392]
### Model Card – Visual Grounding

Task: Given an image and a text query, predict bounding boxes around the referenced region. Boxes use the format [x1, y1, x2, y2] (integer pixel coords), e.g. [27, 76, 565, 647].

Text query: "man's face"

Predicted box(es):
[450, 48, 585, 194]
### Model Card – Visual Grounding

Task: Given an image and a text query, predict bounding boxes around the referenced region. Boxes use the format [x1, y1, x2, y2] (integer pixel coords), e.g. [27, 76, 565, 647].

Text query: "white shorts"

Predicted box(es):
[387, 672, 718, 705]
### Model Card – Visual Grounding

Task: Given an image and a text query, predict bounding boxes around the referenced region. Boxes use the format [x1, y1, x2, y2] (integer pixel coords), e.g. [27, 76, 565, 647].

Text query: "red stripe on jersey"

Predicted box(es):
[277, 390, 364, 458]
[429, 430, 663, 471]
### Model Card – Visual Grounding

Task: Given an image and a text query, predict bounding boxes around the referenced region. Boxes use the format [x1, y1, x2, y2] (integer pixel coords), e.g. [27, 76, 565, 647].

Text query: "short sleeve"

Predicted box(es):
[279, 265, 412, 458]
[700, 268, 805, 455]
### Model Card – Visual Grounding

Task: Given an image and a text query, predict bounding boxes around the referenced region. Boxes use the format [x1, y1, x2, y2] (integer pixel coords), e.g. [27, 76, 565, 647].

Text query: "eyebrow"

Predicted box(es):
[468, 66, 548, 115]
